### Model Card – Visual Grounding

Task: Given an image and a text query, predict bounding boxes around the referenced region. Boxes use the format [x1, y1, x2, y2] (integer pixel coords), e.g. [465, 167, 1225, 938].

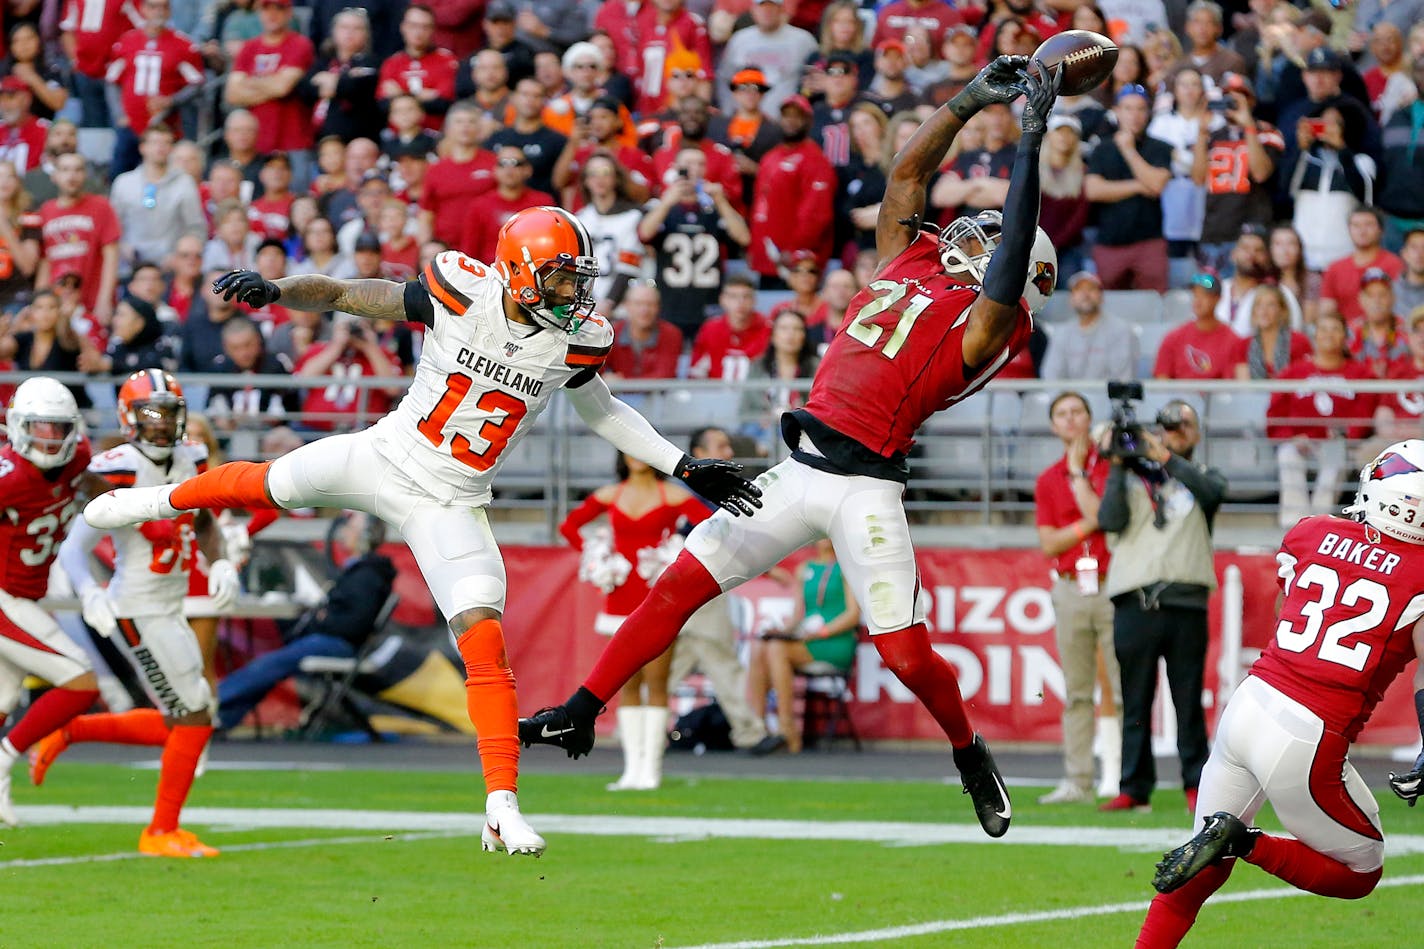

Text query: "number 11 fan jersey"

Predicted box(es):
[803, 234, 1032, 460]
[1253, 515, 1424, 741]
[375, 251, 614, 504]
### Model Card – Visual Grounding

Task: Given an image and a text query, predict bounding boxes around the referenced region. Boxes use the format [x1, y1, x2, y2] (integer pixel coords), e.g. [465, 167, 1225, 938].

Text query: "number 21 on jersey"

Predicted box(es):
[417, 373, 528, 472]
[846, 280, 937, 359]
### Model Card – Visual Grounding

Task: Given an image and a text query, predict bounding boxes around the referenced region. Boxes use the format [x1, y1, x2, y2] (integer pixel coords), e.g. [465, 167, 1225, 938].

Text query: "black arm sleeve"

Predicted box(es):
[982, 129, 1043, 308]
[404, 279, 434, 327]
[566, 366, 599, 388]
[1165, 455, 1228, 530]
[1097, 463, 1131, 533]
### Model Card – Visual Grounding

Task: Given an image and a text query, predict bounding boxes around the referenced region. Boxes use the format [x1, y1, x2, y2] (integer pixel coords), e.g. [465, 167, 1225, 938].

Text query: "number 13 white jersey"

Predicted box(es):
[374, 251, 614, 504]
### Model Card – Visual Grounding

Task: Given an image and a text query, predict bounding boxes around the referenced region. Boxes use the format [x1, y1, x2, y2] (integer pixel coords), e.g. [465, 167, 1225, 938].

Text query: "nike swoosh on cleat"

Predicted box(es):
[541, 725, 574, 738]
[993, 775, 1012, 820]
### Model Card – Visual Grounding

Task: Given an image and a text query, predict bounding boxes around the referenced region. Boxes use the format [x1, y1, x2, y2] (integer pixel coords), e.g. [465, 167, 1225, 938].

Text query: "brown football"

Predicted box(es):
[1032, 30, 1118, 97]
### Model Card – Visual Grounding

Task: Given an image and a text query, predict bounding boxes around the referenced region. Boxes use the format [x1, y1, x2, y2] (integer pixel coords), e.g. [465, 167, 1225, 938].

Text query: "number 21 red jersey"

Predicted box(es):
[1251, 515, 1424, 741]
[0, 440, 92, 600]
[802, 234, 1031, 460]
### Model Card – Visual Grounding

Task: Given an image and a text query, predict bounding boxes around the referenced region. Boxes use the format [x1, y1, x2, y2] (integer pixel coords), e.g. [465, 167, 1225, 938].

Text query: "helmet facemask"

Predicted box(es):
[939, 211, 1003, 283]
[12, 416, 80, 469]
[127, 392, 186, 462]
[517, 251, 599, 333]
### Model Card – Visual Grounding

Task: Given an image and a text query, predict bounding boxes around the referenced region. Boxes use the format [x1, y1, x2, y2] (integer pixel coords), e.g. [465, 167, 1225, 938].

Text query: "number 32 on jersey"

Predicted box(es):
[417, 373, 528, 472]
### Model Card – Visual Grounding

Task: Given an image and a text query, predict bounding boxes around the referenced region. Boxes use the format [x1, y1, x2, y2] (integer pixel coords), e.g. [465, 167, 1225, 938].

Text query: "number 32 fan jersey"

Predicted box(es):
[1252, 515, 1424, 741]
[88, 441, 209, 617]
[0, 441, 92, 600]
[374, 251, 613, 504]
[803, 233, 1032, 460]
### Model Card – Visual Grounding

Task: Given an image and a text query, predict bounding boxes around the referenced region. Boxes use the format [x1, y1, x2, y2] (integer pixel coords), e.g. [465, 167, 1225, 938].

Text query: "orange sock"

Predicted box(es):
[148, 724, 212, 834]
[456, 619, 519, 794]
[170, 461, 276, 511]
[68, 708, 171, 746]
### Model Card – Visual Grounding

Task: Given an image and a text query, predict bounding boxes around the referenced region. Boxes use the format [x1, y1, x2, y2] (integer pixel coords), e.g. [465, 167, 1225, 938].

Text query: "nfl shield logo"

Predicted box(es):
[504, 342, 521, 358]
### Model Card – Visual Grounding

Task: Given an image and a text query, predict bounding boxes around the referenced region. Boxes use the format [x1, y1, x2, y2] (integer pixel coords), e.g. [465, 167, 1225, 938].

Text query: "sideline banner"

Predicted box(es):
[484, 546, 1422, 746]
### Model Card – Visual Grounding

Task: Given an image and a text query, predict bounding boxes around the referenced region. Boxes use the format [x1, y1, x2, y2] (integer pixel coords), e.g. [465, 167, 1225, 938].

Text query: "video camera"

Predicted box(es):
[1106, 381, 1190, 460]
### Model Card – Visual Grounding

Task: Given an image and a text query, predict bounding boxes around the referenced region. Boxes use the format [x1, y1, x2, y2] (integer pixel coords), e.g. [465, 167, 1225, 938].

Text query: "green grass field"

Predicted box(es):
[3, 763, 1421, 948]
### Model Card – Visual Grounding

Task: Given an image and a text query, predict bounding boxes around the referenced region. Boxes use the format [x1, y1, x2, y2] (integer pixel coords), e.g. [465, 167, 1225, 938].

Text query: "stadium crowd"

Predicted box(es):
[0, 0, 1418, 503]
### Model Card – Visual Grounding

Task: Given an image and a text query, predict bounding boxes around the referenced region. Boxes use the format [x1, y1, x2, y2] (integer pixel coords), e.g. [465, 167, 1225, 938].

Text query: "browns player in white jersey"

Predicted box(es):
[0, 378, 99, 827]
[1140, 440, 1424, 947]
[83, 206, 762, 857]
[35, 370, 238, 858]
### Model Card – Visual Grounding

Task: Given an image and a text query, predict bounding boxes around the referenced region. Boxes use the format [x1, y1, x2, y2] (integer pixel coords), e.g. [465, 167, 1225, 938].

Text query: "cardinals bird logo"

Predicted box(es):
[1370, 452, 1424, 481]
[1031, 261, 1056, 298]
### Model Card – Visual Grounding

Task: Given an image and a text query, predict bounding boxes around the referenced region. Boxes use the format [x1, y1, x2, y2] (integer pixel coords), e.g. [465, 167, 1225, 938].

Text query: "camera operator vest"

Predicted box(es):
[1104, 470, 1218, 603]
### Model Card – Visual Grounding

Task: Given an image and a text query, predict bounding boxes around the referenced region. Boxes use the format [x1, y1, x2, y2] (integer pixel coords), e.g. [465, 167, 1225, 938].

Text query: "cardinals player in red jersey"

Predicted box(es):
[1139, 441, 1424, 947]
[0, 378, 99, 827]
[521, 55, 1062, 839]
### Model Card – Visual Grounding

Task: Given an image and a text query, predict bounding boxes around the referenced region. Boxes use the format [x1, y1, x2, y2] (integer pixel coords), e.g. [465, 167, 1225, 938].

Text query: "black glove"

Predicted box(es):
[1018, 58, 1063, 136]
[948, 55, 1030, 120]
[674, 455, 763, 517]
[213, 270, 282, 308]
[1389, 765, 1424, 806]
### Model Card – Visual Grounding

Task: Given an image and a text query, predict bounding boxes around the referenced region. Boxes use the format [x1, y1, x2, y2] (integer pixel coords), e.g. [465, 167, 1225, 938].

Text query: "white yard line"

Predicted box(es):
[0, 830, 473, 869]
[670, 874, 1424, 948]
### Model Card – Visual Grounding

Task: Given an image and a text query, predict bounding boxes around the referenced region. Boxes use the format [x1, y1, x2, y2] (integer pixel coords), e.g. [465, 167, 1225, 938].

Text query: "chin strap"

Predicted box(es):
[898, 215, 942, 237]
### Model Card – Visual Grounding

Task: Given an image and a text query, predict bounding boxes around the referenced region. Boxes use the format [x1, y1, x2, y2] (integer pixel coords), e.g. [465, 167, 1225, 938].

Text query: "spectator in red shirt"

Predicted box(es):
[604, 282, 684, 381]
[1233, 285, 1312, 380]
[1350, 267, 1408, 376]
[36, 153, 120, 327]
[248, 153, 295, 242]
[769, 250, 823, 322]
[1369, 308, 1424, 450]
[378, 4, 460, 134]
[649, 96, 742, 209]
[106, 0, 205, 176]
[461, 146, 554, 263]
[690, 274, 772, 380]
[417, 103, 496, 246]
[377, 200, 418, 282]
[633, 0, 713, 118]
[551, 96, 654, 209]
[747, 95, 836, 287]
[1320, 207, 1405, 325]
[293, 313, 402, 431]
[1268, 311, 1375, 527]
[1153, 272, 1243, 380]
[874, 0, 967, 51]
[594, 0, 646, 85]
[0, 78, 48, 174]
[59, 0, 143, 127]
[225, 0, 317, 187]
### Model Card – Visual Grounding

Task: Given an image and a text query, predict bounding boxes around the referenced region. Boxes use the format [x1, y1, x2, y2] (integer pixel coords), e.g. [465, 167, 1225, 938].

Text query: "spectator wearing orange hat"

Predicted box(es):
[543, 42, 639, 150]
[748, 95, 836, 287]
[862, 39, 921, 117]
[636, 47, 712, 145]
[630, 0, 713, 117]
[717, 0, 818, 115]
[708, 68, 785, 208]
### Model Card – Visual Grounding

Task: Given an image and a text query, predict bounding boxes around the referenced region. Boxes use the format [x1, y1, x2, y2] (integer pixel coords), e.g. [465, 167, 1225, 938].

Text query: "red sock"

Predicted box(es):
[1135, 861, 1234, 949]
[584, 552, 721, 702]
[148, 724, 212, 834]
[67, 708, 171, 746]
[169, 461, 275, 511]
[873, 623, 974, 748]
[1245, 834, 1382, 898]
[456, 619, 519, 794]
[3, 687, 98, 754]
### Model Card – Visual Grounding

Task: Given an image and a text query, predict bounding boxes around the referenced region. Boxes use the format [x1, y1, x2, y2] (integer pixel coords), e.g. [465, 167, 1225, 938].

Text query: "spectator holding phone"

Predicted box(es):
[1290, 108, 1379, 272]
[1192, 74, 1283, 277]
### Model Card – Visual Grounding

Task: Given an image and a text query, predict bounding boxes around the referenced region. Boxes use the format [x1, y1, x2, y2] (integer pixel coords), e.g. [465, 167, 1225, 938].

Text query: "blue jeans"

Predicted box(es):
[217, 633, 355, 730]
[71, 72, 110, 128]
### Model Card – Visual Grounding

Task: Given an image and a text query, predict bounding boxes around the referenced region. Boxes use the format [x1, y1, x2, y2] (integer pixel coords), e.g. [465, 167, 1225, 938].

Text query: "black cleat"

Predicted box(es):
[952, 734, 1012, 838]
[1153, 811, 1259, 894]
[519, 705, 596, 759]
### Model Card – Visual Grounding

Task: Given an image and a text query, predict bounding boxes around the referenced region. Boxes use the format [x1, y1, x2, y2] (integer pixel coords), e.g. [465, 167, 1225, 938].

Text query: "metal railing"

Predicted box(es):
[4, 370, 1413, 537]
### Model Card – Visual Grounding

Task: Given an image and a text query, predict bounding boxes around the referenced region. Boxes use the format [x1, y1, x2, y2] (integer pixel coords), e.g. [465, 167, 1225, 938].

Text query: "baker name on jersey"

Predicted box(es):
[1315, 531, 1403, 575]
[456, 348, 546, 398]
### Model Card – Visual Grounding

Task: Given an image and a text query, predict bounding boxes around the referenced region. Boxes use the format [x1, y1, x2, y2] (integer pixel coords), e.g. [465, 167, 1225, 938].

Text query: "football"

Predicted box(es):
[1032, 30, 1119, 97]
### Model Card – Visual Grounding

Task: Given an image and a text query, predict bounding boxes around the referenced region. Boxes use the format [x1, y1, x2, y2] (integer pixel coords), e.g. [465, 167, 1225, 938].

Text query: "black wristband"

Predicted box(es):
[947, 92, 977, 122]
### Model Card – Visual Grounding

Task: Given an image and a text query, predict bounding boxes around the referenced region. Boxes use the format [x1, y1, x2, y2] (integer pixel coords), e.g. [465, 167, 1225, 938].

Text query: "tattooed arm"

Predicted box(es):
[212, 271, 433, 324]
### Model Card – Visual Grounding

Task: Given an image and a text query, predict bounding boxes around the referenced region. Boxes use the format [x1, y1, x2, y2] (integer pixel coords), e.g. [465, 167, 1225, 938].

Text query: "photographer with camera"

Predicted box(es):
[1096, 387, 1227, 814]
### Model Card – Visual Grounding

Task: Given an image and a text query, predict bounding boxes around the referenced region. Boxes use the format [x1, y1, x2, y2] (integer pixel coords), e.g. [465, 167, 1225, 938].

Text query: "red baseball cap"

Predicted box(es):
[0, 76, 29, 94]
[876, 39, 908, 56]
[780, 94, 814, 116]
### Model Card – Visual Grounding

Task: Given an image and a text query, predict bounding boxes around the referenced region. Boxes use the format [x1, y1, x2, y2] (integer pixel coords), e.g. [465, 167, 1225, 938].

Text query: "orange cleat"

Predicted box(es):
[27, 728, 71, 787]
[139, 827, 220, 858]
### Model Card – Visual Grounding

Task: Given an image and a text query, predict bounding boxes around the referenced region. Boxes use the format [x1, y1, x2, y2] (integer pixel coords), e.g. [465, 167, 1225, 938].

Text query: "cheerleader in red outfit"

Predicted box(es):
[559, 453, 710, 790]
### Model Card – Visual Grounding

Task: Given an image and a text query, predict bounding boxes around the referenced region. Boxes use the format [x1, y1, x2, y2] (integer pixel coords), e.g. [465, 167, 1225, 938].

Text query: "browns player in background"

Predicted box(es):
[522, 55, 1062, 839]
[1141, 441, 1424, 947]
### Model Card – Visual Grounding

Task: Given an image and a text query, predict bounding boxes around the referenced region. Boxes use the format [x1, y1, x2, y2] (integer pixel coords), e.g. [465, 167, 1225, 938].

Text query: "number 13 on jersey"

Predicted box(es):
[417, 373, 528, 472]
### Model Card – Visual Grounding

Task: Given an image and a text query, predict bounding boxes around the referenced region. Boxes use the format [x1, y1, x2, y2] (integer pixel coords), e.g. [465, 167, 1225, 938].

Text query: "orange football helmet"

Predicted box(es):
[117, 369, 187, 461]
[493, 206, 599, 332]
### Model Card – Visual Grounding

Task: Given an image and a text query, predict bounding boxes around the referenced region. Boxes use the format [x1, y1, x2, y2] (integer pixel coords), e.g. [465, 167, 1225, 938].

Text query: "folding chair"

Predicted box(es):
[797, 656, 861, 752]
[296, 593, 400, 739]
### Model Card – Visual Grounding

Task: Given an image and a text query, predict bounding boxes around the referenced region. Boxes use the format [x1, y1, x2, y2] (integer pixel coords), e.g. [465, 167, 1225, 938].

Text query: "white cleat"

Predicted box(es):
[482, 790, 545, 857]
[84, 484, 180, 529]
[0, 768, 18, 827]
